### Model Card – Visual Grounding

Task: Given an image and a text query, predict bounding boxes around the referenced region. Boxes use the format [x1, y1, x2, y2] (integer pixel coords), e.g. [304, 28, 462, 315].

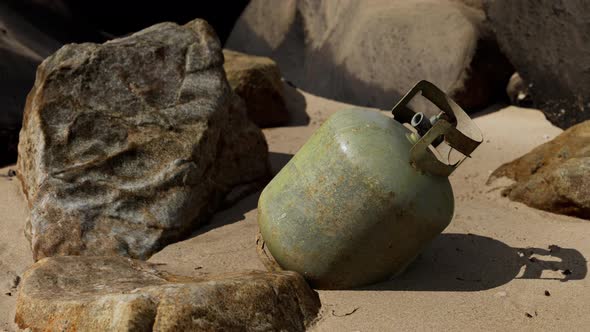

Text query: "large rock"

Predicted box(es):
[1, 0, 251, 163]
[15, 256, 321, 331]
[226, 0, 513, 115]
[489, 121, 590, 219]
[485, 0, 590, 128]
[17, 19, 270, 261]
[0, 2, 62, 166]
[223, 49, 289, 127]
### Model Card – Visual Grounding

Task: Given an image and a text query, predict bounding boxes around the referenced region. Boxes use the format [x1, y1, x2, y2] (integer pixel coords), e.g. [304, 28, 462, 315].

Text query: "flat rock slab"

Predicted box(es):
[15, 256, 320, 331]
[489, 120, 590, 219]
[17, 19, 270, 260]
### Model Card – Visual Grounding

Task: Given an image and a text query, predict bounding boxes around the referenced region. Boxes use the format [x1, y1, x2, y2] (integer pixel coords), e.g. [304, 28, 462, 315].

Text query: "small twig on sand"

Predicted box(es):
[485, 185, 508, 193]
[332, 307, 359, 317]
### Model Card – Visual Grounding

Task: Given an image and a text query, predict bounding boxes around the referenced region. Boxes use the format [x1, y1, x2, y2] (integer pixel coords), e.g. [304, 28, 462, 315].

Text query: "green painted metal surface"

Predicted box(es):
[258, 109, 455, 289]
[257, 81, 482, 289]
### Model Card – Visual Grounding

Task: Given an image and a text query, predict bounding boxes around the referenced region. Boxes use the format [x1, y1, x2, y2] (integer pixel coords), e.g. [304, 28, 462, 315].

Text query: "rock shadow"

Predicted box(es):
[281, 82, 309, 127]
[190, 190, 262, 239]
[190, 152, 294, 237]
[361, 233, 587, 292]
[268, 151, 294, 175]
[0, 127, 19, 167]
[468, 103, 509, 119]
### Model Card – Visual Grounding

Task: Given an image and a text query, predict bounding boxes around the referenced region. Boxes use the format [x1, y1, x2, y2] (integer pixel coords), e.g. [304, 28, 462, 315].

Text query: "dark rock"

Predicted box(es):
[489, 121, 590, 219]
[17, 19, 270, 261]
[485, 0, 590, 128]
[15, 256, 321, 331]
[223, 49, 290, 127]
[227, 0, 513, 115]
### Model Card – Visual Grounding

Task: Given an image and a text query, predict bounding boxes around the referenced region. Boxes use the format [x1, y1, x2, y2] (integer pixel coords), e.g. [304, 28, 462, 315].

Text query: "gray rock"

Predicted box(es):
[485, 0, 590, 128]
[223, 49, 290, 127]
[15, 256, 321, 331]
[226, 0, 513, 115]
[17, 19, 270, 261]
[489, 120, 590, 219]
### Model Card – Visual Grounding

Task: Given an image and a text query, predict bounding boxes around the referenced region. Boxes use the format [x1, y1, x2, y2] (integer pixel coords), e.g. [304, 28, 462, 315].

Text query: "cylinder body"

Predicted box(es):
[257, 109, 454, 289]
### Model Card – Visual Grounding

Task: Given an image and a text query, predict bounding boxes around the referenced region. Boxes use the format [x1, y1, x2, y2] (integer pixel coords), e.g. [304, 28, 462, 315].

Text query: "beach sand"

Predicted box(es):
[2, 84, 588, 331]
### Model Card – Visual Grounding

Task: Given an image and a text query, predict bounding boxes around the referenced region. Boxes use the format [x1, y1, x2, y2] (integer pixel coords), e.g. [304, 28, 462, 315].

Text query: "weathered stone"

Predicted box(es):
[15, 256, 321, 331]
[489, 121, 590, 219]
[226, 0, 513, 115]
[485, 0, 590, 128]
[17, 19, 270, 261]
[223, 49, 290, 128]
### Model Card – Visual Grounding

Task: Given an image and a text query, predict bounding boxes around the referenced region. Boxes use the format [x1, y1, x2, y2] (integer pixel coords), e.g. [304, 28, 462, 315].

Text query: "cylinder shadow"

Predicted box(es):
[361, 233, 587, 291]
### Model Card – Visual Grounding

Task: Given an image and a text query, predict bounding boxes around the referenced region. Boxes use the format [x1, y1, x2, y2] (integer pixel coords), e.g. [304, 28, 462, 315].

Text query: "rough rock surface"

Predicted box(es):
[489, 121, 590, 219]
[485, 0, 590, 128]
[223, 49, 289, 127]
[0, 2, 62, 166]
[15, 256, 321, 332]
[17, 19, 270, 261]
[226, 0, 512, 115]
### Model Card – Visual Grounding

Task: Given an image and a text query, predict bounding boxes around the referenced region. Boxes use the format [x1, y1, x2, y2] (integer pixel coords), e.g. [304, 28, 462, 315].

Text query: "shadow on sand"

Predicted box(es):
[189, 152, 295, 237]
[281, 83, 310, 127]
[362, 233, 587, 292]
[268, 151, 295, 175]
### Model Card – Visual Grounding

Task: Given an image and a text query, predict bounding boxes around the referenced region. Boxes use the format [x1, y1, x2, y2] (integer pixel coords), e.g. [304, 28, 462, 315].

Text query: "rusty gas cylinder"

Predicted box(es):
[257, 81, 483, 289]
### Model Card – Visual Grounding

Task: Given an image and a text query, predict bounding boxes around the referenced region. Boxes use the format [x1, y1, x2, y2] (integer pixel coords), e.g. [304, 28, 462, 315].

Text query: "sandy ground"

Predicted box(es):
[1, 84, 589, 331]
[0, 168, 31, 331]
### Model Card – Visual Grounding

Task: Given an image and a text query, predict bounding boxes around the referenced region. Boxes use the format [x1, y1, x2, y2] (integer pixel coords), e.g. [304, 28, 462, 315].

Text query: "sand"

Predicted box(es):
[0, 168, 31, 331]
[2, 83, 589, 331]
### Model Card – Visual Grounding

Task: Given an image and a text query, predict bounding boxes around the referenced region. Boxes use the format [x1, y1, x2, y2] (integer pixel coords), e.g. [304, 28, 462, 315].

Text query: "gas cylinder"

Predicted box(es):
[257, 81, 483, 289]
